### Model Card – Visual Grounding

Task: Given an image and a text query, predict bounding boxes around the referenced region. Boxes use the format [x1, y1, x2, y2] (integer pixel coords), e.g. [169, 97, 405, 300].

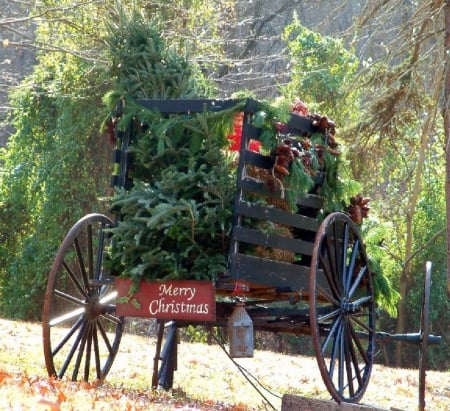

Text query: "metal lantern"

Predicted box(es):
[228, 302, 254, 358]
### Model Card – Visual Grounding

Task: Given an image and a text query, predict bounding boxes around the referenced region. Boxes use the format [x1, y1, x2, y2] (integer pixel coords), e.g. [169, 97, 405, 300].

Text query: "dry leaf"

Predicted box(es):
[38, 398, 61, 411]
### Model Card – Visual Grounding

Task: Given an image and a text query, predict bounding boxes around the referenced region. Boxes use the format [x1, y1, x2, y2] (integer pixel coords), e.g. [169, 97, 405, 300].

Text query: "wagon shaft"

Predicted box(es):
[376, 331, 442, 345]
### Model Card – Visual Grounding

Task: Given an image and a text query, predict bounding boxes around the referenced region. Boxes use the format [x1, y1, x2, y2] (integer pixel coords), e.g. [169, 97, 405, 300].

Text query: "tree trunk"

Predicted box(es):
[445, 0, 450, 295]
[393, 13, 443, 366]
[395, 94, 440, 364]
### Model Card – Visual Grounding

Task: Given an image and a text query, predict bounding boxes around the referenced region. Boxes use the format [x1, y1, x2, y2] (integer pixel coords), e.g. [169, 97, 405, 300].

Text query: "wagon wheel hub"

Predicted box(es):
[85, 297, 104, 320]
[341, 295, 371, 314]
[341, 298, 359, 314]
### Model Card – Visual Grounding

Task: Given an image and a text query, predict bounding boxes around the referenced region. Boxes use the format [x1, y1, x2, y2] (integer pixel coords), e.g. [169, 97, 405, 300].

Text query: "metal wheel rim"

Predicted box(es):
[42, 213, 124, 381]
[309, 212, 376, 403]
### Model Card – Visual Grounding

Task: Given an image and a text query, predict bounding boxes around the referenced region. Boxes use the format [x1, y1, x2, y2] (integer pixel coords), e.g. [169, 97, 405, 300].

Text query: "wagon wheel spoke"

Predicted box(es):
[317, 284, 340, 306]
[52, 316, 84, 357]
[321, 237, 343, 299]
[322, 315, 342, 356]
[348, 265, 367, 299]
[351, 313, 374, 333]
[43, 214, 124, 382]
[328, 317, 369, 399]
[96, 317, 115, 354]
[93, 323, 102, 379]
[349, 320, 370, 365]
[310, 212, 375, 403]
[53, 289, 85, 306]
[317, 307, 341, 324]
[74, 237, 91, 293]
[100, 312, 123, 326]
[59, 319, 87, 379]
[87, 224, 94, 282]
[344, 321, 357, 397]
[73, 322, 90, 381]
[62, 261, 89, 298]
[346, 239, 360, 294]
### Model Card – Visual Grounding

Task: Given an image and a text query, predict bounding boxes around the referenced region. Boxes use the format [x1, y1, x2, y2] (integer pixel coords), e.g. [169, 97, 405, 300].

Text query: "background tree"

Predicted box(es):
[444, 0, 450, 294]
[282, 14, 359, 123]
[0, 2, 112, 318]
[348, 0, 449, 367]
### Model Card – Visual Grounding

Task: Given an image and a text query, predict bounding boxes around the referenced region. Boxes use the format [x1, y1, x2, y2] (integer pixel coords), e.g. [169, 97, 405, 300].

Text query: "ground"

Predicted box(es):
[0, 318, 448, 410]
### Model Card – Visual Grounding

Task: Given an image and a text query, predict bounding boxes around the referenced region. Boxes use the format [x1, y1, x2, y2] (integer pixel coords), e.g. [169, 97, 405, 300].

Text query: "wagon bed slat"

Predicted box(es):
[286, 112, 315, 134]
[296, 194, 325, 209]
[240, 150, 273, 168]
[229, 252, 309, 290]
[241, 124, 261, 140]
[232, 226, 314, 255]
[236, 200, 319, 232]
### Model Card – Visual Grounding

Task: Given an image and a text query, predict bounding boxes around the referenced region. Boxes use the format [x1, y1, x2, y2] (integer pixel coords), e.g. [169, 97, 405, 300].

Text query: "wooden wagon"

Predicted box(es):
[41, 98, 439, 406]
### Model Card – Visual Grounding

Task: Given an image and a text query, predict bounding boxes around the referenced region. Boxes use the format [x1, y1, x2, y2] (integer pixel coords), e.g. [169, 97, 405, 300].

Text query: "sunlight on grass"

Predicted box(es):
[0, 318, 449, 410]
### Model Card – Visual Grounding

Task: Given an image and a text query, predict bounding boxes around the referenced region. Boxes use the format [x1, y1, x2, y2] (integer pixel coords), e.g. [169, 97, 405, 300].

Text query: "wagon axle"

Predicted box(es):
[376, 331, 441, 345]
[341, 297, 365, 314]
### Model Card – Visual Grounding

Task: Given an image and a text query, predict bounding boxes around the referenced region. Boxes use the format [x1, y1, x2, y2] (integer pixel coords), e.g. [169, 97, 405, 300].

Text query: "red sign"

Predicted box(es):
[115, 278, 216, 321]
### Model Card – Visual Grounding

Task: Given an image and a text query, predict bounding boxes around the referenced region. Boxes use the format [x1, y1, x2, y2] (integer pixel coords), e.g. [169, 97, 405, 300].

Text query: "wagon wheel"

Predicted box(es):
[42, 213, 124, 381]
[309, 212, 376, 403]
[418, 261, 432, 411]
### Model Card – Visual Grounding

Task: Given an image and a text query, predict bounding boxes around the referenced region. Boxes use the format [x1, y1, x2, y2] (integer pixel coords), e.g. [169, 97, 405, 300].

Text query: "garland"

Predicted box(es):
[109, 98, 364, 284]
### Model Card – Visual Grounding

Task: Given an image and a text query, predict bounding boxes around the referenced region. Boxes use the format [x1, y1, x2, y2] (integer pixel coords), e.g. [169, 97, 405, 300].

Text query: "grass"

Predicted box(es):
[0, 318, 448, 410]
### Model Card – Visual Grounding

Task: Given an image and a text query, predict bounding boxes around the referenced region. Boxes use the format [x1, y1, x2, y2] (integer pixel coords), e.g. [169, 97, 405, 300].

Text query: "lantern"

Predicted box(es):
[228, 302, 254, 358]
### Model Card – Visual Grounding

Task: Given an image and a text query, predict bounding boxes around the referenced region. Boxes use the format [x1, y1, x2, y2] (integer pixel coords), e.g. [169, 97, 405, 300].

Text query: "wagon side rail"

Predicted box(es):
[224, 99, 325, 296]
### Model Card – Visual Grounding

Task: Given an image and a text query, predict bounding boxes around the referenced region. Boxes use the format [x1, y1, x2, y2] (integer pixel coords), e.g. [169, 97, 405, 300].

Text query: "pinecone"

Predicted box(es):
[272, 144, 296, 178]
[347, 194, 371, 224]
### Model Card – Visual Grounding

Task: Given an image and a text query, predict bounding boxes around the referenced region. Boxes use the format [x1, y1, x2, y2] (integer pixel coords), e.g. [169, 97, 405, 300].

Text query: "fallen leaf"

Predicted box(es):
[57, 389, 66, 402]
[38, 398, 61, 411]
[0, 370, 11, 383]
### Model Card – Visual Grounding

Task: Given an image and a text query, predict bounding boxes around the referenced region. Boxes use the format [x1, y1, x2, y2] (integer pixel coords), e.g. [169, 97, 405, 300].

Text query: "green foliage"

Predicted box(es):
[140, 1, 233, 76]
[0, 55, 111, 319]
[353, 109, 449, 368]
[282, 14, 359, 123]
[118, 100, 239, 177]
[407, 170, 449, 369]
[181, 325, 212, 344]
[245, 100, 345, 212]
[360, 218, 400, 317]
[109, 110, 237, 283]
[103, 10, 237, 284]
[353, 59, 429, 141]
[110, 161, 235, 281]
[103, 9, 209, 102]
[281, 18, 402, 319]
[280, 17, 363, 211]
[0, 2, 120, 319]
